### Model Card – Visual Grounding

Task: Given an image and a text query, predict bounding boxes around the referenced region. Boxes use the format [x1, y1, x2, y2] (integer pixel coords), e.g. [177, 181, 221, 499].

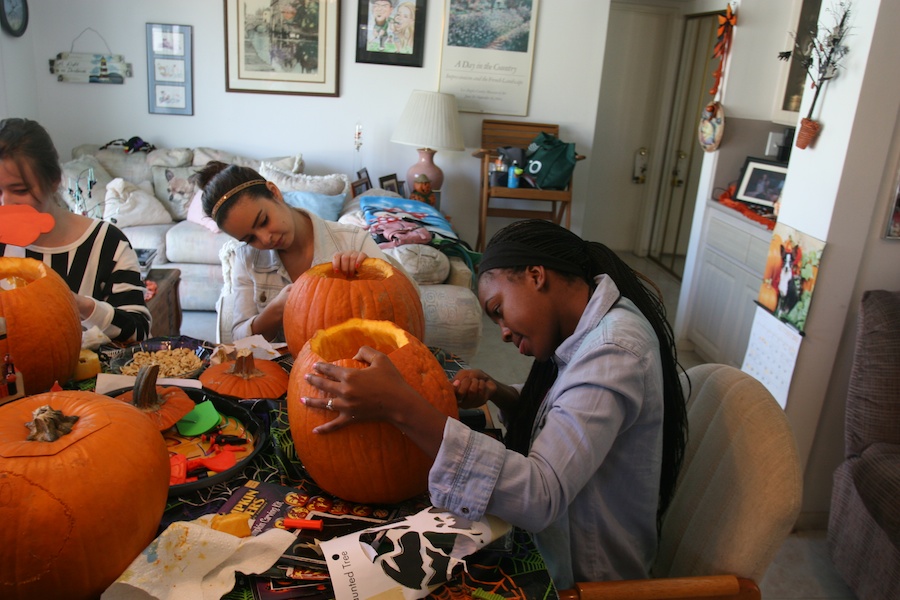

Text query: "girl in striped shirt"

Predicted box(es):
[0, 118, 150, 344]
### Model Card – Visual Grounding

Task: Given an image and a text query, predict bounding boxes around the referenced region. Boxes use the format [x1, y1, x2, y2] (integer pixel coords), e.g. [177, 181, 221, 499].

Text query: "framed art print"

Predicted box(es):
[735, 157, 788, 208]
[356, 0, 426, 67]
[226, 0, 340, 96]
[146, 23, 193, 115]
[886, 160, 900, 239]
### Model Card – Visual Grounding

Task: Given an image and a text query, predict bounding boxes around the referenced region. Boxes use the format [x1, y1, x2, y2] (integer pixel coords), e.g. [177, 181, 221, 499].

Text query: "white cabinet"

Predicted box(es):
[685, 203, 772, 367]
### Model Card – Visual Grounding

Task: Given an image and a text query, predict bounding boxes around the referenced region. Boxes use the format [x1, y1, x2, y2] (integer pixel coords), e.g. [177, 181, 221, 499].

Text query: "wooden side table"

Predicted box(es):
[144, 269, 182, 338]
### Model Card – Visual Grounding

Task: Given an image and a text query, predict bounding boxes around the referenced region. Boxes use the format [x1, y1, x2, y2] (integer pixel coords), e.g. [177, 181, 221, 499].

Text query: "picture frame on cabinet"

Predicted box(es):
[736, 157, 789, 208]
[378, 173, 400, 194]
[146, 24, 193, 115]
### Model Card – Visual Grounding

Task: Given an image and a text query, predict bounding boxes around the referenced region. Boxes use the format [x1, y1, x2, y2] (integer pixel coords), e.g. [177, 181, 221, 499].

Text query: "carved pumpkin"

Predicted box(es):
[0, 257, 81, 395]
[0, 390, 170, 600]
[200, 349, 289, 399]
[288, 318, 458, 504]
[115, 365, 195, 430]
[283, 257, 424, 357]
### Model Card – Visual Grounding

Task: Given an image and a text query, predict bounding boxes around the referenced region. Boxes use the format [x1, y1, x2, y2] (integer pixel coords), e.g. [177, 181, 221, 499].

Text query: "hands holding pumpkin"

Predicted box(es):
[303, 345, 448, 458]
[331, 250, 368, 275]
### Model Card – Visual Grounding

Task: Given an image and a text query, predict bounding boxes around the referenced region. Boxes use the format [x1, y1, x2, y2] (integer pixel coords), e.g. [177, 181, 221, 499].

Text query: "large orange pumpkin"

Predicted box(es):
[200, 349, 290, 399]
[288, 318, 457, 504]
[0, 257, 81, 394]
[283, 257, 424, 357]
[0, 390, 170, 600]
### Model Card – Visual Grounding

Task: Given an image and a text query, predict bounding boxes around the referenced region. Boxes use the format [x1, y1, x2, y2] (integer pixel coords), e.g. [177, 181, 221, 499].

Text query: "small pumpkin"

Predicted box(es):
[200, 349, 289, 399]
[288, 318, 458, 504]
[283, 257, 425, 357]
[0, 390, 170, 600]
[115, 364, 195, 430]
[0, 257, 81, 394]
[758, 282, 778, 312]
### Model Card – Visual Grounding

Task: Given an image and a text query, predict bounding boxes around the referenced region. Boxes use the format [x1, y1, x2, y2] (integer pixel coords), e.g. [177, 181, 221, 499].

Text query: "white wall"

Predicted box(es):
[0, 0, 609, 247]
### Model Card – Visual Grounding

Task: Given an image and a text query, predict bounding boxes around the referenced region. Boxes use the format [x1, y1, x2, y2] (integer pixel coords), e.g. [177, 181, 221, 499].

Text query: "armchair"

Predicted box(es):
[560, 364, 803, 600]
[472, 119, 585, 251]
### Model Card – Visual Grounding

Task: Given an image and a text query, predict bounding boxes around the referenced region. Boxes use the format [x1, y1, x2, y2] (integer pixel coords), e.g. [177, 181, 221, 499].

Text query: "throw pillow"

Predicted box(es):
[281, 190, 346, 222]
[193, 148, 304, 174]
[383, 244, 450, 285]
[74, 146, 155, 184]
[186, 189, 221, 233]
[104, 178, 173, 228]
[151, 165, 201, 220]
[59, 155, 114, 216]
[259, 161, 349, 196]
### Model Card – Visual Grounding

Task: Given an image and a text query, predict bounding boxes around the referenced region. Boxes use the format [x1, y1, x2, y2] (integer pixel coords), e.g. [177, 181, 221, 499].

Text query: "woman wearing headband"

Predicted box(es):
[302, 219, 688, 589]
[0, 118, 150, 344]
[197, 161, 411, 342]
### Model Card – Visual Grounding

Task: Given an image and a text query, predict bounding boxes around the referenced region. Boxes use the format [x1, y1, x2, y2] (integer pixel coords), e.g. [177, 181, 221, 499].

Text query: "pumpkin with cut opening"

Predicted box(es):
[0, 390, 169, 600]
[0, 257, 81, 394]
[283, 257, 424, 357]
[288, 318, 457, 504]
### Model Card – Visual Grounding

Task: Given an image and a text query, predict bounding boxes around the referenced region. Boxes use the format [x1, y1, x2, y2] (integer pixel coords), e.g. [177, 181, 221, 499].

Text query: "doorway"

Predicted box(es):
[647, 13, 720, 280]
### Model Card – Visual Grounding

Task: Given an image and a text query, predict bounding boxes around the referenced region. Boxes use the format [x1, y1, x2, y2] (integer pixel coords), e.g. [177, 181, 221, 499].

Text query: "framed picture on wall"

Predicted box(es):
[886, 162, 900, 240]
[225, 0, 340, 96]
[146, 23, 193, 115]
[735, 157, 789, 208]
[356, 0, 426, 67]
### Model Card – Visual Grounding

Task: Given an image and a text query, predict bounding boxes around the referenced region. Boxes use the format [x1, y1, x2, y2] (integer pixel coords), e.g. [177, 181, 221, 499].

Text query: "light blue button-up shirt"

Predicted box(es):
[429, 275, 664, 589]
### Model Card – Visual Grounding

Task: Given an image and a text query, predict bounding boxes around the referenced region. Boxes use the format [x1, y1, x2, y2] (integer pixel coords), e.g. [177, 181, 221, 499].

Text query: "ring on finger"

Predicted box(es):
[326, 398, 334, 411]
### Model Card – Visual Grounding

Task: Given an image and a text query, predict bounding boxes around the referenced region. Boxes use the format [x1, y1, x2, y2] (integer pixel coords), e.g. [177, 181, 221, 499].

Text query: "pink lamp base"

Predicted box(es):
[406, 148, 444, 191]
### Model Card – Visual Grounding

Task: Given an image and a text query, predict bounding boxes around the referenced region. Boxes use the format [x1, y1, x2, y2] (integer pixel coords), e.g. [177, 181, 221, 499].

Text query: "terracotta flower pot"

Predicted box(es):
[796, 118, 821, 149]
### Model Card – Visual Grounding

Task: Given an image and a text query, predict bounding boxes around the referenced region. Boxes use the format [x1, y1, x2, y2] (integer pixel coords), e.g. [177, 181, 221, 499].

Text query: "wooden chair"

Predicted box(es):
[472, 120, 585, 251]
[559, 364, 803, 600]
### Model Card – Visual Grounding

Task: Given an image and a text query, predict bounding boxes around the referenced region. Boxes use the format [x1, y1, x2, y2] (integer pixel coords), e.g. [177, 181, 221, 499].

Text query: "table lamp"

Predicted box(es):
[390, 90, 465, 191]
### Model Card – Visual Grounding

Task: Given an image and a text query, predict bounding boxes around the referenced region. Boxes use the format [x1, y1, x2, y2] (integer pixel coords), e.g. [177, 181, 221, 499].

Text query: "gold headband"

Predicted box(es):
[210, 179, 266, 220]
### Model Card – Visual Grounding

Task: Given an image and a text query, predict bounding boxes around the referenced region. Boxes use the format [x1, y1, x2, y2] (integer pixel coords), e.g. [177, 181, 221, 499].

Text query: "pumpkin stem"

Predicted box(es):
[133, 364, 165, 411]
[227, 349, 265, 379]
[26, 405, 80, 442]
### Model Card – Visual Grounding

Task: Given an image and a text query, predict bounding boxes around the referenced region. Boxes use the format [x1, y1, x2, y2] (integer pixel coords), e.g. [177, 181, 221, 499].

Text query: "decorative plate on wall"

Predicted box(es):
[698, 101, 725, 152]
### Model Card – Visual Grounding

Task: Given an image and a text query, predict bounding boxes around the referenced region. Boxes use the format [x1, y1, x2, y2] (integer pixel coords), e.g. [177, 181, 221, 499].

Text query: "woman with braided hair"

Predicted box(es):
[302, 219, 688, 588]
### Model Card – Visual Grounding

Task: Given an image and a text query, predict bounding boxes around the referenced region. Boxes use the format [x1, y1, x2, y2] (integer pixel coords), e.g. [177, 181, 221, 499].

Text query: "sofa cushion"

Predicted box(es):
[259, 161, 349, 196]
[72, 144, 156, 184]
[151, 165, 201, 220]
[186, 189, 221, 233]
[120, 223, 172, 263]
[167, 262, 226, 311]
[59, 155, 114, 217]
[192, 148, 304, 174]
[849, 444, 900, 547]
[166, 220, 232, 264]
[384, 244, 450, 285]
[419, 284, 483, 361]
[104, 178, 174, 228]
[146, 147, 194, 168]
[282, 190, 346, 222]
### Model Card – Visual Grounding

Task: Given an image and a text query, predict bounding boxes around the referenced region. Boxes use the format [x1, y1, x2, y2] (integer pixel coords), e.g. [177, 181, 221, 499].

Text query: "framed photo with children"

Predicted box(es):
[356, 0, 426, 67]
[735, 157, 788, 208]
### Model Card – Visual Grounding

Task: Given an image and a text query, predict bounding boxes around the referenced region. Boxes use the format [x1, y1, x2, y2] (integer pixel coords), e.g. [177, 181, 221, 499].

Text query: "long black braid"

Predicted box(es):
[479, 219, 688, 530]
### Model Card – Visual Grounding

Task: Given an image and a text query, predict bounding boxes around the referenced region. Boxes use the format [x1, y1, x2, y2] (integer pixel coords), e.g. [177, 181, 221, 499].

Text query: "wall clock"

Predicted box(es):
[1, 0, 28, 37]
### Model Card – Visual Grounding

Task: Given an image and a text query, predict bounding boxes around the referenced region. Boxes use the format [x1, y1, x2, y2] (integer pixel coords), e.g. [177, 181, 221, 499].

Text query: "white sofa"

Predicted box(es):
[61, 144, 483, 359]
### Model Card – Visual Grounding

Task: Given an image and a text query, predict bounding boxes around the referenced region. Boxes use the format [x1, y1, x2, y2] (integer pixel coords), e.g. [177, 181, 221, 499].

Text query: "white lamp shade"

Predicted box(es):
[391, 90, 465, 151]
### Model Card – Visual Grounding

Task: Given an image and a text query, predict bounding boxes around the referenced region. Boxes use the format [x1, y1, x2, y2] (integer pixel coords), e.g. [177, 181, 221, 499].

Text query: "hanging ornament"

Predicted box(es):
[699, 4, 737, 153]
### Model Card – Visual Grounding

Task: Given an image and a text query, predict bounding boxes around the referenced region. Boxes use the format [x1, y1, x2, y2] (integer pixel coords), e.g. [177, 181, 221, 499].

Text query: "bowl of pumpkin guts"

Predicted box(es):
[106, 363, 267, 497]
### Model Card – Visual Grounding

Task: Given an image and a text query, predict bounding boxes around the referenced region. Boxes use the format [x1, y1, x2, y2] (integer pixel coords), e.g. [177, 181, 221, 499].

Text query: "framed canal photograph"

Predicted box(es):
[225, 0, 340, 97]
